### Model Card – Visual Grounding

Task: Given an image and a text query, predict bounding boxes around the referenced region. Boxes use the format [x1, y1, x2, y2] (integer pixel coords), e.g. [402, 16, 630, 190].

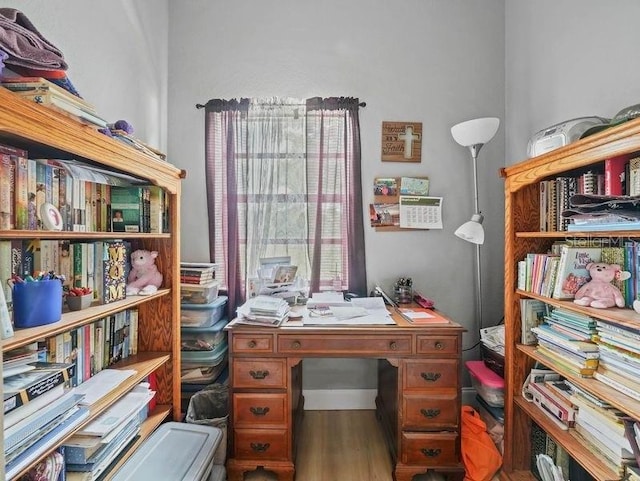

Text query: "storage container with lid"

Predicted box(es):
[466, 360, 504, 407]
[181, 296, 227, 328]
[110, 422, 223, 481]
[182, 343, 228, 385]
[181, 318, 228, 352]
[180, 280, 219, 305]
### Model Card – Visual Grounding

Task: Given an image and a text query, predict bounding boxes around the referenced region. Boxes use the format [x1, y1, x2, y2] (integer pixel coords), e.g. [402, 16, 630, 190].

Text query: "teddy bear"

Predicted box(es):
[573, 262, 630, 308]
[126, 249, 163, 296]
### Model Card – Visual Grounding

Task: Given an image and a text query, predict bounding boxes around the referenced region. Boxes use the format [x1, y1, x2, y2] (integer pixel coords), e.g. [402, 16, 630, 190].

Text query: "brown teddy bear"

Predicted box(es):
[573, 262, 630, 309]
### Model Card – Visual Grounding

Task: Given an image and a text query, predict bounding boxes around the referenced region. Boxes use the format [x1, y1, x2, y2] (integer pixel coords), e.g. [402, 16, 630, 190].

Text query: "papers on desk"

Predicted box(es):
[303, 297, 395, 326]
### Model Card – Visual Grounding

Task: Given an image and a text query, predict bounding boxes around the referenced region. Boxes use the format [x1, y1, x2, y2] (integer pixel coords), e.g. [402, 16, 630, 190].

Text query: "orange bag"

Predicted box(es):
[461, 405, 502, 481]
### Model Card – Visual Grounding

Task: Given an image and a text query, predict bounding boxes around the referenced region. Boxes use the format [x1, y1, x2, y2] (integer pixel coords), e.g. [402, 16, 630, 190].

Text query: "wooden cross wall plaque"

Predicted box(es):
[381, 121, 422, 162]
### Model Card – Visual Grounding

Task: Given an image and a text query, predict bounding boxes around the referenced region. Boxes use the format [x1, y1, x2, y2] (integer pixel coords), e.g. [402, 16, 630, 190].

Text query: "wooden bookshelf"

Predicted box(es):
[501, 117, 640, 481]
[0, 88, 183, 480]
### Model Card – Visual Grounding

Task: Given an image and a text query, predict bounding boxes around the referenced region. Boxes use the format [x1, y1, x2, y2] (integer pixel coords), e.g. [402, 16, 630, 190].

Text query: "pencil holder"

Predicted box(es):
[12, 279, 63, 328]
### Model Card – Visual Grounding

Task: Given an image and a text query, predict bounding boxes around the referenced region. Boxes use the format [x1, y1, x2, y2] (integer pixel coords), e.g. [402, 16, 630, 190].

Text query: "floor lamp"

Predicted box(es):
[450, 117, 500, 336]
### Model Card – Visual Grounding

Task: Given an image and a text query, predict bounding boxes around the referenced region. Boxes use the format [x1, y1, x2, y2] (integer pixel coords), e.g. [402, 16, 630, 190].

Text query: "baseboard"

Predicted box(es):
[303, 389, 378, 410]
[303, 387, 478, 411]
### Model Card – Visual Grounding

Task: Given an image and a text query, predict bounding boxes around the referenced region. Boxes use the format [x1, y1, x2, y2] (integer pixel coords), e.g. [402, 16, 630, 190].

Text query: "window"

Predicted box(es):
[203, 97, 366, 310]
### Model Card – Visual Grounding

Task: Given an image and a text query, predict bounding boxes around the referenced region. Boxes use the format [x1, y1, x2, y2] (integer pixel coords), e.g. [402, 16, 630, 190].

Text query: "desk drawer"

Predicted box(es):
[234, 428, 289, 461]
[417, 336, 458, 355]
[403, 393, 459, 429]
[401, 432, 459, 466]
[234, 393, 287, 427]
[403, 360, 458, 390]
[232, 359, 287, 389]
[232, 334, 274, 353]
[278, 334, 412, 355]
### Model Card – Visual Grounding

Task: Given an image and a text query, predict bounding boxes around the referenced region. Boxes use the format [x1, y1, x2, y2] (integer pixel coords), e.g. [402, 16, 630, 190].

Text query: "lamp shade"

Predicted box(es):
[454, 213, 484, 245]
[451, 117, 499, 147]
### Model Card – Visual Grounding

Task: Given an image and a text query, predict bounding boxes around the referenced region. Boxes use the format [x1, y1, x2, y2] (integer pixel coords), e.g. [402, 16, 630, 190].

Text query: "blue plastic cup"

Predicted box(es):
[12, 279, 63, 328]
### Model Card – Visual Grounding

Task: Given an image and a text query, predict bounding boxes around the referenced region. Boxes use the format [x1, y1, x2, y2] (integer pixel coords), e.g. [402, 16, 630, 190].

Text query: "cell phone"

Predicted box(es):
[413, 293, 435, 309]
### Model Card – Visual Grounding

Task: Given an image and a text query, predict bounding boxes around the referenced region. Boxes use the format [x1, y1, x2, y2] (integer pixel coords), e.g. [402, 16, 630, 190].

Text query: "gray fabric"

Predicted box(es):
[0, 8, 67, 70]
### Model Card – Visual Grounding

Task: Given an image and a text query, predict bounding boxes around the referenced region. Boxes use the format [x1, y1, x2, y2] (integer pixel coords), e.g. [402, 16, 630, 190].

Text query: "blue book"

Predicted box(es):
[5, 406, 89, 480]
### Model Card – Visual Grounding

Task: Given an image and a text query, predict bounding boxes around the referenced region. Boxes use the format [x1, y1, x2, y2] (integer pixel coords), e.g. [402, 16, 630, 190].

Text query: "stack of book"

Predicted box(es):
[180, 262, 219, 285]
[568, 384, 637, 475]
[62, 383, 154, 480]
[531, 310, 599, 378]
[3, 360, 89, 480]
[1, 76, 108, 128]
[526, 379, 577, 430]
[235, 295, 290, 327]
[593, 320, 640, 401]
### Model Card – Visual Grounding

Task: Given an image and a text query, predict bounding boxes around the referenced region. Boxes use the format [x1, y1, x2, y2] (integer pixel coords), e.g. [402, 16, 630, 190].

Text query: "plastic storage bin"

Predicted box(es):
[181, 296, 227, 328]
[182, 343, 229, 385]
[476, 394, 504, 453]
[13, 279, 63, 328]
[181, 318, 228, 352]
[466, 360, 505, 407]
[180, 280, 219, 305]
[110, 422, 223, 481]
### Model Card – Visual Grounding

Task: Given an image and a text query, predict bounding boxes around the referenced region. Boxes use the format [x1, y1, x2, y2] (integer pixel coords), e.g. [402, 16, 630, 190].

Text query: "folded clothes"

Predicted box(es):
[0, 8, 67, 71]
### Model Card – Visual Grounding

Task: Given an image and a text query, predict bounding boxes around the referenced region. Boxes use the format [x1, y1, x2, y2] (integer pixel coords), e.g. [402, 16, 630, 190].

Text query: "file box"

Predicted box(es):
[180, 280, 219, 305]
[111, 422, 223, 481]
[181, 318, 228, 352]
[466, 360, 504, 408]
[181, 296, 227, 328]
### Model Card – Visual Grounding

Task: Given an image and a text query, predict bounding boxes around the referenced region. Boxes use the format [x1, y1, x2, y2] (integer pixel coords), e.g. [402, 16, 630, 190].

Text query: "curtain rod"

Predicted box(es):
[195, 101, 366, 109]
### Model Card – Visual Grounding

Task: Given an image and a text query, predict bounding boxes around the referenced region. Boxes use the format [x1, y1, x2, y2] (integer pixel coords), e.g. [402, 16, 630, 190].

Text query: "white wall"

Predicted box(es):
[168, 0, 505, 396]
[505, 0, 640, 164]
[14, 1, 169, 152]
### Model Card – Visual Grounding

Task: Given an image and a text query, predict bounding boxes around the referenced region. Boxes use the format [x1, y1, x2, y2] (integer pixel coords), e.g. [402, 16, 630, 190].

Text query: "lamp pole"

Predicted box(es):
[470, 145, 483, 334]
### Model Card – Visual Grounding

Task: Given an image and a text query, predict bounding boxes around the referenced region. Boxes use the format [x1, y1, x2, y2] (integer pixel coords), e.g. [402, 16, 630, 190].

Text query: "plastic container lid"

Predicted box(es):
[182, 343, 228, 365]
[111, 422, 222, 481]
[465, 360, 505, 389]
[181, 295, 227, 311]
[181, 318, 228, 333]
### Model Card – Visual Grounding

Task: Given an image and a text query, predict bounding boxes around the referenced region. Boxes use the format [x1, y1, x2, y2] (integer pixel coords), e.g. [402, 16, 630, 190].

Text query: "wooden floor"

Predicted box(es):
[242, 410, 434, 481]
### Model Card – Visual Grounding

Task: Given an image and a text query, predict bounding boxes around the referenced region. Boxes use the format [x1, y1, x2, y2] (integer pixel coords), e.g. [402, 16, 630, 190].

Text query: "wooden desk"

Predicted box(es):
[225, 309, 465, 481]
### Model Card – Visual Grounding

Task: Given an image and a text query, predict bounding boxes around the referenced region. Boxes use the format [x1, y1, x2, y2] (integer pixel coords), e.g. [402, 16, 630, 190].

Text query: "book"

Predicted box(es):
[604, 154, 629, 196]
[110, 186, 146, 233]
[0, 143, 29, 230]
[0, 150, 14, 229]
[101, 240, 127, 304]
[396, 307, 450, 324]
[3, 362, 75, 415]
[551, 245, 601, 300]
[520, 299, 547, 345]
[5, 405, 90, 480]
[2, 77, 96, 111]
[0, 275, 13, 339]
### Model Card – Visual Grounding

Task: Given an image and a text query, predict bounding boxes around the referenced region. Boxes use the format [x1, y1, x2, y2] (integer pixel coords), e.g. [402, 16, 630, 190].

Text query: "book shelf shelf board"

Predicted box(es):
[502, 117, 640, 192]
[0, 89, 183, 193]
[7, 354, 170, 481]
[2, 289, 170, 351]
[516, 290, 640, 333]
[518, 344, 640, 419]
[514, 396, 621, 481]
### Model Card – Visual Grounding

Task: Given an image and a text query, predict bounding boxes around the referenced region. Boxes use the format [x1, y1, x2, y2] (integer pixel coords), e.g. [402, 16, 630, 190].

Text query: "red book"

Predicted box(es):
[604, 154, 629, 195]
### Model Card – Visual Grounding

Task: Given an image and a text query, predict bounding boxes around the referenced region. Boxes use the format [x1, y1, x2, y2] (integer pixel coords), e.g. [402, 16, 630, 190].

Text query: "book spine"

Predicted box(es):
[605, 154, 629, 196]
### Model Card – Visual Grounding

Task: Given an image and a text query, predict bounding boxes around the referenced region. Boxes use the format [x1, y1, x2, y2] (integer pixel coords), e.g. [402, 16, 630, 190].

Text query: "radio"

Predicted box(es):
[527, 116, 609, 158]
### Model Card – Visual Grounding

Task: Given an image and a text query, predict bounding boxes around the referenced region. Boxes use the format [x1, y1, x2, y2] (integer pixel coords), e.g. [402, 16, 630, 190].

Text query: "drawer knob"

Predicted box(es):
[249, 370, 270, 380]
[420, 372, 441, 382]
[434, 341, 444, 350]
[250, 442, 270, 452]
[420, 408, 441, 418]
[250, 406, 270, 416]
[389, 341, 398, 350]
[292, 340, 301, 349]
[248, 340, 257, 348]
[421, 448, 441, 458]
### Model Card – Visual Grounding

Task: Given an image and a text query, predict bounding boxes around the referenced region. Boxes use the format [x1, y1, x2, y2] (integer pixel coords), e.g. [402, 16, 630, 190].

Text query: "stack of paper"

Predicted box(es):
[236, 295, 290, 327]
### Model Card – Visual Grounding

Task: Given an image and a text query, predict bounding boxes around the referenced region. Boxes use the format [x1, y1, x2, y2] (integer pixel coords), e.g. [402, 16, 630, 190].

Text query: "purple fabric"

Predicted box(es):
[0, 8, 67, 70]
[0, 48, 7, 74]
